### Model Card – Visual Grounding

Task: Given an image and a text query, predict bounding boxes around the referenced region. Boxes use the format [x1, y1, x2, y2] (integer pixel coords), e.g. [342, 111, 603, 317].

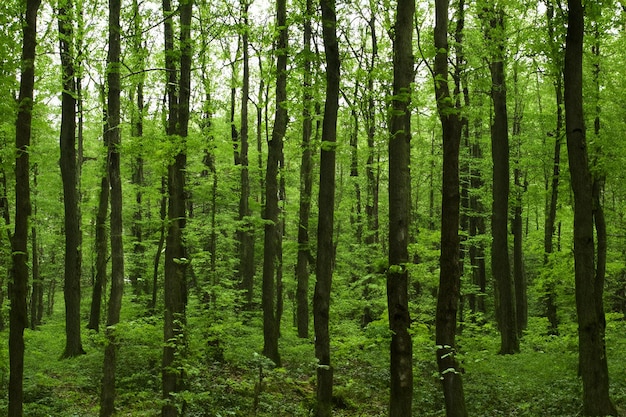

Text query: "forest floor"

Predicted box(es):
[2, 292, 626, 416]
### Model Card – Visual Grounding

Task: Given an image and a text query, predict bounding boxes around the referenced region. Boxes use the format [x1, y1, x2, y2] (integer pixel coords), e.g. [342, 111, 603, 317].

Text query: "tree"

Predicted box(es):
[9, 0, 41, 414]
[542, 0, 564, 335]
[314, 0, 340, 414]
[100, 0, 124, 413]
[162, 0, 193, 415]
[296, 0, 315, 339]
[564, 0, 616, 414]
[387, 0, 415, 416]
[58, 0, 85, 358]
[262, 0, 288, 367]
[482, 2, 518, 354]
[238, 0, 255, 306]
[433, 0, 468, 414]
[87, 86, 109, 333]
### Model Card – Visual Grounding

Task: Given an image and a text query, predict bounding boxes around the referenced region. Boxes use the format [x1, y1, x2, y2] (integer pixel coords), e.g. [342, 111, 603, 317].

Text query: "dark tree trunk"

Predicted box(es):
[100, 0, 124, 413]
[30, 168, 43, 330]
[511, 65, 527, 336]
[485, 5, 518, 354]
[387, 1, 415, 416]
[314, 0, 339, 415]
[296, 0, 314, 339]
[162, 0, 193, 415]
[262, 0, 288, 367]
[150, 178, 167, 314]
[543, 1, 563, 335]
[129, 0, 146, 296]
[564, 1, 616, 414]
[238, 0, 255, 306]
[433, 0, 467, 415]
[88, 174, 108, 332]
[9, 0, 40, 414]
[365, 12, 379, 246]
[59, 0, 85, 358]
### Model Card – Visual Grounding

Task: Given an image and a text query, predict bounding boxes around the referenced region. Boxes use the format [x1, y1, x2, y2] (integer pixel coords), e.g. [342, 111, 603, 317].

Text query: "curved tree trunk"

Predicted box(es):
[564, 0, 616, 414]
[262, 0, 288, 367]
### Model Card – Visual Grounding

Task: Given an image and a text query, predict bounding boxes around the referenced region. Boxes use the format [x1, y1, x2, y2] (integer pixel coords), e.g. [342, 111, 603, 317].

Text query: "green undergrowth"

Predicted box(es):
[1, 296, 626, 416]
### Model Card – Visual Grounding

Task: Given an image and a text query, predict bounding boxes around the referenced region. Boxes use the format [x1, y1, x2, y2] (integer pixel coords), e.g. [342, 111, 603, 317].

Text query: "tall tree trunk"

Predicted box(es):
[365, 11, 379, 246]
[511, 64, 527, 336]
[296, 0, 314, 339]
[543, 0, 563, 335]
[564, 0, 616, 414]
[162, 0, 193, 415]
[129, 0, 146, 296]
[314, 0, 339, 414]
[9, 0, 40, 414]
[100, 0, 124, 413]
[262, 0, 288, 367]
[388, 0, 414, 416]
[434, 0, 467, 415]
[59, 0, 85, 358]
[484, 4, 518, 354]
[238, 0, 255, 306]
[30, 167, 43, 330]
[150, 178, 167, 313]
[88, 173, 109, 331]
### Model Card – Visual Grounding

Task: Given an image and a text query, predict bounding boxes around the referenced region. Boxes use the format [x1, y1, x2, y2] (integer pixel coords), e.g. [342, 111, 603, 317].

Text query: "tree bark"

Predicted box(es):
[296, 0, 314, 339]
[238, 0, 255, 306]
[314, 0, 339, 414]
[543, 1, 563, 335]
[365, 11, 379, 246]
[100, 0, 124, 413]
[262, 0, 288, 367]
[59, 0, 85, 359]
[162, 0, 193, 415]
[9, 0, 40, 414]
[484, 4, 518, 354]
[434, 0, 468, 415]
[564, 1, 616, 414]
[388, 1, 415, 416]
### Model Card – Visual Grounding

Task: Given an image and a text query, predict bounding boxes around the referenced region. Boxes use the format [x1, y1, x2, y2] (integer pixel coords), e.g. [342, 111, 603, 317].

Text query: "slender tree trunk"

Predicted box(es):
[314, 0, 339, 414]
[262, 0, 288, 367]
[238, 0, 255, 306]
[88, 173, 108, 331]
[365, 11, 379, 246]
[296, 0, 314, 339]
[162, 0, 193, 415]
[150, 178, 167, 313]
[9, 0, 40, 414]
[564, 1, 616, 414]
[485, 5, 518, 354]
[30, 167, 42, 330]
[434, 0, 467, 415]
[543, 1, 563, 335]
[58, 0, 85, 358]
[511, 64, 527, 336]
[388, 1, 415, 416]
[129, 0, 146, 296]
[100, 0, 124, 413]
